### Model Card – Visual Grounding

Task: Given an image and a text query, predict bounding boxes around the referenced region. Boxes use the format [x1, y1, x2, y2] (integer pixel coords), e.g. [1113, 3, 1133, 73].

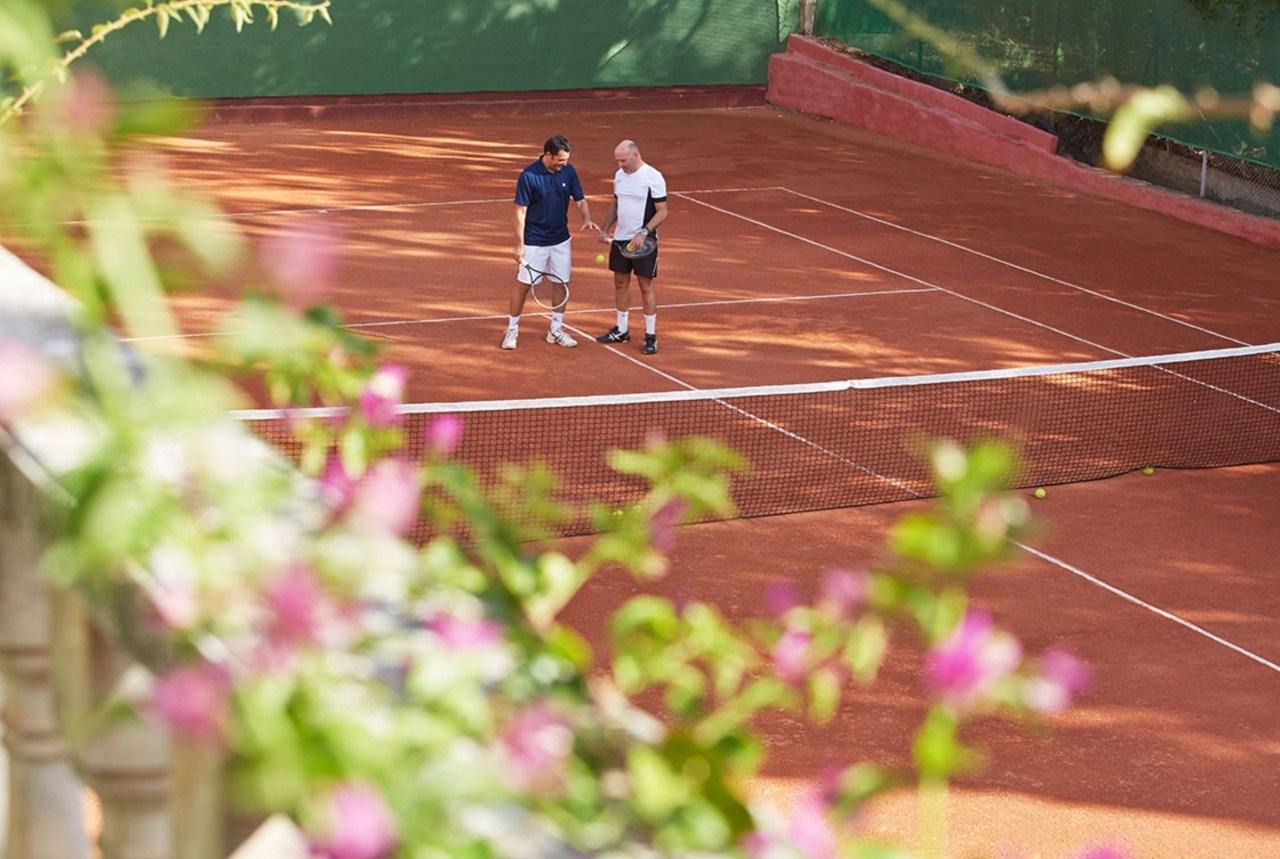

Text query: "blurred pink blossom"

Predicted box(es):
[925, 610, 1022, 711]
[151, 579, 199, 631]
[764, 581, 802, 618]
[788, 791, 838, 859]
[648, 499, 686, 554]
[772, 626, 812, 685]
[59, 70, 116, 136]
[358, 365, 407, 429]
[1024, 645, 1093, 714]
[311, 782, 398, 859]
[427, 613, 502, 650]
[0, 340, 55, 420]
[503, 702, 574, 792]
[320, 454, 357, 512]
[426, 413, 463, 456]
[1072, 846, 1132, 859]
[348, 459, 421, 537]
[818, 568, 869, 620]
[261, 216, 343, 308]
[745, 789, 837, 859]
[264, 564, 326, 647]
[152, 662, 230, 743]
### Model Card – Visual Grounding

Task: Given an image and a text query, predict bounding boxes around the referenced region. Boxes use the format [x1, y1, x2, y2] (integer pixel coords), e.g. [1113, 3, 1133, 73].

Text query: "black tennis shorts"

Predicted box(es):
[608, 236, 659, 278]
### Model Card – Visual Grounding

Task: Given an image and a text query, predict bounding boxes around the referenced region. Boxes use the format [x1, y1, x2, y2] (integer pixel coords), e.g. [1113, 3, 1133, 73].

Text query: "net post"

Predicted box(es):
[799, 0, 816, 36]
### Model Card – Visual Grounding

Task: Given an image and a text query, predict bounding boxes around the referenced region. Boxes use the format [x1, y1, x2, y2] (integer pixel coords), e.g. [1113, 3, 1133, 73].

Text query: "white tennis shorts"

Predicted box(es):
[517, 238, 572, 284]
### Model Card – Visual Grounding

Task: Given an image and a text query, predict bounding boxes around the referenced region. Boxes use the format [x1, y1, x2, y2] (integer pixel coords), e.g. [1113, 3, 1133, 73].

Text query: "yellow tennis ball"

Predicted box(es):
[595, 253, 606, 264]
[1033, 487, 1047, 499]
[1142, 465, 1155, 476]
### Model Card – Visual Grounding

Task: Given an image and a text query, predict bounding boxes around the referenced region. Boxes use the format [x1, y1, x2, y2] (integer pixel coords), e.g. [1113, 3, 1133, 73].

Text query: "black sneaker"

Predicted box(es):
[596, 326, 631, 344]
[642, 334, 658, 355]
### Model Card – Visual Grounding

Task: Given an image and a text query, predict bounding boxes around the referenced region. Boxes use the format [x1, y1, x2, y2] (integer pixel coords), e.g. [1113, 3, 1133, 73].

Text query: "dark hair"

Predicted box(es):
[543, 135, 571, 155]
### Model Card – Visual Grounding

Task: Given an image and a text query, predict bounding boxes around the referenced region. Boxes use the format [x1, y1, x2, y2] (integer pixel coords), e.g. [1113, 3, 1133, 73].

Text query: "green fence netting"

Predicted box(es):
[51, 0, 801, 100]
[815, 0, 1280, 171]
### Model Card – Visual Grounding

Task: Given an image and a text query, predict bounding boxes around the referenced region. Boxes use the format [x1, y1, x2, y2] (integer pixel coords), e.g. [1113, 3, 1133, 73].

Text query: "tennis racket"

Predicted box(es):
[521, 261, 570, 311]
[618, 230, 657, 260]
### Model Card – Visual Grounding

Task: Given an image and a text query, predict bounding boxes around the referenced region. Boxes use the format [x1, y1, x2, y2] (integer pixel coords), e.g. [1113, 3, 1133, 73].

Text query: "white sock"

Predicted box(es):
[645, 314, 657, 336]
[550, 312, 565, 334]
[507, 316, 519, 330]
[617, 310, 629, 333]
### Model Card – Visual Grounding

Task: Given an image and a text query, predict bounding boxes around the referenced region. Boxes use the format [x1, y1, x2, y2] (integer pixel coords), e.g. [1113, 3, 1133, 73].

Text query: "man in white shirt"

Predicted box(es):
[595, 140, 668, 355]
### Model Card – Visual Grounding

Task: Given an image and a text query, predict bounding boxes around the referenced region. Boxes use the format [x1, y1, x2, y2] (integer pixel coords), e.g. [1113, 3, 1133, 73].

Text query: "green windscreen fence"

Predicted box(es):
[57, 0, 800, 99]
[816, 0, 1280, 170]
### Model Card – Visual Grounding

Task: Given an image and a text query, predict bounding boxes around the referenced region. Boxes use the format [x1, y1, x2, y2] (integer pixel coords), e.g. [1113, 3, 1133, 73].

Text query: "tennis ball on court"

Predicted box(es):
[595, 253, 606, 264]
[1033, 487, 1047, 499]
[1142, 465, 1155, 476]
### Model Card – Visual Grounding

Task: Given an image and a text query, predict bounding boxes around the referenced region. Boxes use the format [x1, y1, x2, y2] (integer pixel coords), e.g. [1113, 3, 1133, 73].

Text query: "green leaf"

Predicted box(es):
[628, 746, 686, 820]
[156, 11, 170, 40]
[1104, 85, 1190, 171]
[843, 615, 888, 684]
[807, 666, 841, 723]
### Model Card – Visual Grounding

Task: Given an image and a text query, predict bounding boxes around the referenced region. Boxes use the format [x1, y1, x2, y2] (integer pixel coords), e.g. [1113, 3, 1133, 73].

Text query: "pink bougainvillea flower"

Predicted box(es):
[764, 580, 802, 618]
[503, 702, 574, 792]
[152, 662, 231, 743]
[261, 215, 343, 309]
[818, 567, 869, 620]
[358, 365, 407, 429]
[348, 459, 421, 537]
[310, 782, 398, 859]
[1024, 645, 1093, 714]
[59, 70, 116, 136]
[1071, 845, 1132, 859]
[0, 340, 56, 420]
[426, 612, 503, 650]
[264, 564, 327, 648]
[772, 626, 812, 685]
[319, 454, 358, 512]
[426, 413, 463, 456]
[745, 788, 837, 859]
[648, 499, 686, 554]
[925, 609, 1022, 711]
[787, 790, 838, 859]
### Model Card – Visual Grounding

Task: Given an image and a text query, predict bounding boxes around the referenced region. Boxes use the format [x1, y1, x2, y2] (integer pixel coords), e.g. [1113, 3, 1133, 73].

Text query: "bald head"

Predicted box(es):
[614, 139, 643, 173]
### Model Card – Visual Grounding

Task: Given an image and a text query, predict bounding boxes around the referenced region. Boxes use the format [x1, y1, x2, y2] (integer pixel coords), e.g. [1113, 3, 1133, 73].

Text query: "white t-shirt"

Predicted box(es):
[610, 163, 667, 241]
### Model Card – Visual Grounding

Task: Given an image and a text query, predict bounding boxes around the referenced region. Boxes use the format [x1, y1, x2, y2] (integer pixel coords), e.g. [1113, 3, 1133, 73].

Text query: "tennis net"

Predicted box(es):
[234, 343, 1280, 538]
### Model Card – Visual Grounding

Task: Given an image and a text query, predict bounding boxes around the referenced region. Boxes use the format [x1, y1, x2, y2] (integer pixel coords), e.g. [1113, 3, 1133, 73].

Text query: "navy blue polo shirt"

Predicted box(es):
[515, 159, 584, 246]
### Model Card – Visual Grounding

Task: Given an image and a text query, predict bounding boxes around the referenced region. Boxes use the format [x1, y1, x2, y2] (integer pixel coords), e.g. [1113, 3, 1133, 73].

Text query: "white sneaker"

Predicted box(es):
[501, 327, 518, 350]
[545, 329, 578, 348]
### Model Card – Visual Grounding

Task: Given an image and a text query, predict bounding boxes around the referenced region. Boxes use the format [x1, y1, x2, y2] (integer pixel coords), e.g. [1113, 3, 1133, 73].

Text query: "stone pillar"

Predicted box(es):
[0, 444, 91, 859]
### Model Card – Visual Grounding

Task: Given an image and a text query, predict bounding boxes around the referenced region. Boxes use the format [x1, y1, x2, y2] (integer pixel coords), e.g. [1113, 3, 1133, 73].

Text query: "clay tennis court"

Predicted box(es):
[139, 90, 1280, 856]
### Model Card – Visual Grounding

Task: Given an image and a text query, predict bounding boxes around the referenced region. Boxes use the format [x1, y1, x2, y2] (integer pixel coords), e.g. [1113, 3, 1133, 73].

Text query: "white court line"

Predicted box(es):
[556, 318, 1280, 674]
[674, 192, 1131, 358]
[118, 286, 936, 343]
[1014, 540, 1280, 673]
[774, 187, 1252, 347]
[43, 186, 785, 227]
[558, 320, 919, 496]
[675, 192, 1280, 417]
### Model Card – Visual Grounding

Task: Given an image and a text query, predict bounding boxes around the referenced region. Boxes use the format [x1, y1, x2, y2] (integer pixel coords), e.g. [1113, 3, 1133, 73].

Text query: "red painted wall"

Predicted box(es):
[767, 36, 1280, 249]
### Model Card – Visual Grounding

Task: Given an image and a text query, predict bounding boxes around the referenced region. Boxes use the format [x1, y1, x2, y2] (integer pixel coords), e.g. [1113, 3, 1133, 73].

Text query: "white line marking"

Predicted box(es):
[674, 192, 1131, 358]
[40, 186, 787, 227]
[1014, 540, 1280, 673]
[564, 319, 1280, 674]
[778, 187, 1252, 346]
[675, 193, 1280, 416]
[557, 321, 918, 496]
[118, 286, 937, 343]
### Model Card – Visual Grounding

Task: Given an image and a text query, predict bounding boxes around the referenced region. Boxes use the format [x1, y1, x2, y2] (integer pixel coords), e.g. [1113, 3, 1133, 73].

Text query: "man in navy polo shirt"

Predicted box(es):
[503, 135, 599, 350]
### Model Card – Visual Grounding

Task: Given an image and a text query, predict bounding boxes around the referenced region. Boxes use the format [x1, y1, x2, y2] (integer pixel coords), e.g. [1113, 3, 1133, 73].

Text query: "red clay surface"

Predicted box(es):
[558, 464, 1280, 857]
[10, 91, 1279, 856]
[134, 107, 1280, 406]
